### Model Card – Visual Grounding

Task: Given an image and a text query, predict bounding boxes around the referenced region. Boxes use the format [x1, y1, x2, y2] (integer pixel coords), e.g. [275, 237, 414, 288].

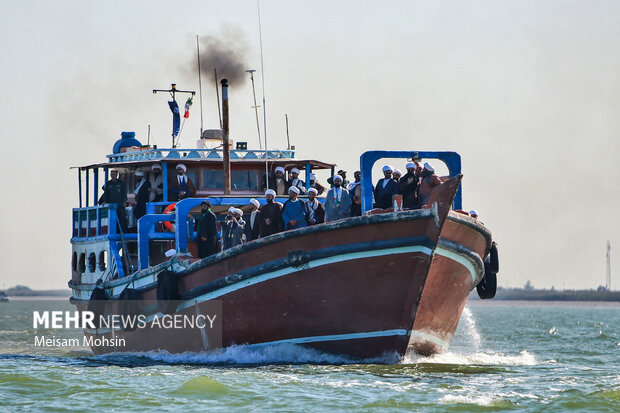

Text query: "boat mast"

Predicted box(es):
[246, 69, 262, 150]
[153, 83, 195, 148]
[221, 79, 231, 195]
[257, 0, 269, 189]
[197, 35, 204, 136]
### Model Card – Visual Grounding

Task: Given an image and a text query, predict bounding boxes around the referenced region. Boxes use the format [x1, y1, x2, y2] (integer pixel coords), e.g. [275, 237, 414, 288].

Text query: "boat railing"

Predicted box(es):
[107, 148, 296, 163]
[72, 205, 112, 239]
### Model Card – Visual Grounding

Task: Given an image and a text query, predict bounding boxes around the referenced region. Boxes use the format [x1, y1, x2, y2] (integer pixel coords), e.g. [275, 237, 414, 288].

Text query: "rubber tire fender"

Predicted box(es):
[118, 287, 141, 331]
[156, 270, 180, 314]
[87, 286, 108, 328]
[489, 241, 499, 274]
[476, 257, 497, 299]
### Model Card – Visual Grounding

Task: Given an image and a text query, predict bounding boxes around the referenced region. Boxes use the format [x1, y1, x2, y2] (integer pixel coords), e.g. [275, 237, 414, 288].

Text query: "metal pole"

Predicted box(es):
[247, 69, 262, 150]
[197, 35, 204, 136]
[285, 114, 290, 150]
[221, 79, 231, 195]
[257, 0, 269, 189]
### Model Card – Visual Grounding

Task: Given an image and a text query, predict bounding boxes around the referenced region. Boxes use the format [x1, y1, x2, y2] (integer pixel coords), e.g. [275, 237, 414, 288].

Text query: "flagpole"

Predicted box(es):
[196, 35, 204, 137]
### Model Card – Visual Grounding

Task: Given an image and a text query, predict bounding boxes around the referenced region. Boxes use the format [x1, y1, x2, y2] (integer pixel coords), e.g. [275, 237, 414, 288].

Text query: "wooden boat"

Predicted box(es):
[69, 83, 498, 360]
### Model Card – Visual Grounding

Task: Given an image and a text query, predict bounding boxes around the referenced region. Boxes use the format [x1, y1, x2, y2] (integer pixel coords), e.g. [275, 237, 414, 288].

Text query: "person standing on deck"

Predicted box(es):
[373, 165, 398, 209]
[196, 200, 218, 258]
[327, 169, 349, 187]
[324, 175, 351, 222]
[305, 187, 325, 225]
[287, 168, 306, 194]
[169, 163, 196, 201]
[99, 168, 128, 232]
[243, 199, 261, 242]
[418, 162, 443, 207]
[348, 170, 362, 217]
[398, 162, 421, 209]
[259, 189, 284, 237]
[282, 186, 308, 230]
[148, 164, 163, 202]
[223, 208, 245, 250]
[274, 166, 288, 195]
[133, 170, 150, 221]
[308, 173, 325, 195]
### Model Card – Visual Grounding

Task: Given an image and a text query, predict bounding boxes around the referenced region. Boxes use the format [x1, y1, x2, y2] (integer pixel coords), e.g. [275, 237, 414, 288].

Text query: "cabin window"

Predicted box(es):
[79, 253, 86, 273]
[203, 170, 224, 189]
[232, 170, 260, 190]
[88, 253, 96, 273]
[99, 251, 107, 271]
[72, 252, 77, 272]
[202, 169, 260, 190]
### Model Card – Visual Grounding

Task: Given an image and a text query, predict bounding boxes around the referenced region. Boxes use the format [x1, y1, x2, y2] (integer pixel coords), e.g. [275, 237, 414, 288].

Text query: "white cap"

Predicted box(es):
[164, 249, 177, 258]
[382, 165, 393, 172]
[406, 162, 416, 169]
[393, 169, 402, 176]
[308, 187, 318, 195]
[151, 164, 162, 171]
[135, 171, 145, 177]
[309, 173, 317, 180]
[176, 163, 187, 172]
[265, 189, 276, 197]
[291, 167, 300, 174]
[289, 186, 300, 194]
[333, 175, 343, 182]
[275, 166, 285, 174]
[469, 209, 478, 216]
[234, 208, 243, 216]
[250, 198, 260, 208]
[423, 162, 434, 172]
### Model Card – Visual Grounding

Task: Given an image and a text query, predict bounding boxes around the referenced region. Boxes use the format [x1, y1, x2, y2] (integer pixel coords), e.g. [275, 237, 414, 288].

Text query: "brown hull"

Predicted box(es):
[410, 212, 492, 355]
[72, 177, 468, 360]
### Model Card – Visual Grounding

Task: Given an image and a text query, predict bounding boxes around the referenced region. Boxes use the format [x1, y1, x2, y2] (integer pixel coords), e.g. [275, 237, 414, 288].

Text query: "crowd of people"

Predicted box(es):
[97, 160, 477, 259]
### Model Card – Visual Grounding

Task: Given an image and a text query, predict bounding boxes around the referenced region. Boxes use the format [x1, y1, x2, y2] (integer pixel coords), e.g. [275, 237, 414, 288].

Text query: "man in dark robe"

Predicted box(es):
[99, 168, 128, 232]
[398, 162, 421, 209]
[196, 200, 218, 258]
[259, 189, 284, 237]
[348, 170, 362, 217]
[373, 165, 398, 209]
[243, 198, 261, 242]
[305, 187, 325, 225]
[418, 162, 443, 207]
[168, 163, 196, 201]
[133, 170, 151, 221]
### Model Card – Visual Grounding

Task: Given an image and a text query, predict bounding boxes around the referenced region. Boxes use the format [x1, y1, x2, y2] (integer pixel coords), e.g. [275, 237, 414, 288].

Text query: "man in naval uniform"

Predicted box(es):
[259, 189, 284, 237]
[324, 175, 351, 222]
[168, 163, 196, 201]
[373, 165, 398, 209]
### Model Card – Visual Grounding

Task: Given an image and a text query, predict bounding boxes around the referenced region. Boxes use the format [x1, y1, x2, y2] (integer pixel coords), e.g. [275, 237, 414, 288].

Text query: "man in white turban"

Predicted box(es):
[324, 175, 351, 222]
[282, 186, 308, 230]
[287, 167, 306, 194]
[259, 189, 284, 237]
[148, 164, 164, 202]
[373, 165, 398, 209]
[418, 162, 443, 207]
[169, 163, 196, 201]
[243, 198, 261, 242]
[305, 187, 325, 225]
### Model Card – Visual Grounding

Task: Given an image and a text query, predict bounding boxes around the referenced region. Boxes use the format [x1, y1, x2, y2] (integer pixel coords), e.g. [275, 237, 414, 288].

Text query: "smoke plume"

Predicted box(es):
[196, 27, 251, 86]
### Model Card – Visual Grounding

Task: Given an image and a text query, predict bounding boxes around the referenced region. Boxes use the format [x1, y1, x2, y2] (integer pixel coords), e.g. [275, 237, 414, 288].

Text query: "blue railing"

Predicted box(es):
[107, 148, 296, 163]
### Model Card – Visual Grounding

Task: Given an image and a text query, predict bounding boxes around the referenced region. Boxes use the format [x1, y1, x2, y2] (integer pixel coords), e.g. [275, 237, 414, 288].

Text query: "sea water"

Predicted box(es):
[1, 300, 618, 412]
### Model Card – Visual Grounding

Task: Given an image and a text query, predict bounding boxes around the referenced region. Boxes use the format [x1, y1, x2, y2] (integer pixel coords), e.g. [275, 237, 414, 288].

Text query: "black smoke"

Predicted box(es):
[195, 27, 251, 86]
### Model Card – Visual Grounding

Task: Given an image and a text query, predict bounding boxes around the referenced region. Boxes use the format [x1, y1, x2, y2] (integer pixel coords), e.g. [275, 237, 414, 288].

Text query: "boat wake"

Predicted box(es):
[402, 349, 538, 366]
[86, 343, 400, 367]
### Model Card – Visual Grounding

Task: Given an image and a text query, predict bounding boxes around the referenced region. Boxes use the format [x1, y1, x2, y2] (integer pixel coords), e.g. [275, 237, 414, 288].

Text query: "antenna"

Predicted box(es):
[153, 83, 195, 148]
[196, 35, 204, 136]
[257, 0, 269, 188]
[246, 69, 263, 150]
[285, 114, 290, 150]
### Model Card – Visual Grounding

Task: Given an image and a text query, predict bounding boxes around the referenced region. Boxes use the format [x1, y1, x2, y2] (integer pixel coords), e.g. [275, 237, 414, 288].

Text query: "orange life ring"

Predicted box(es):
[163, 203, 176, 232]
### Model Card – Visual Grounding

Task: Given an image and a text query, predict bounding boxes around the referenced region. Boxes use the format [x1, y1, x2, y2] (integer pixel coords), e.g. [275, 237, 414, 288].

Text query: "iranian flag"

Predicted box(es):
[184, 97, 193, 119]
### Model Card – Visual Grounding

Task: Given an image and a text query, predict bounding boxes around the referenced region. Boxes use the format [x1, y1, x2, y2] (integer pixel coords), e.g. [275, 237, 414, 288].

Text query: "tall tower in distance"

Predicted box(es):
[607, 241, 611, 291]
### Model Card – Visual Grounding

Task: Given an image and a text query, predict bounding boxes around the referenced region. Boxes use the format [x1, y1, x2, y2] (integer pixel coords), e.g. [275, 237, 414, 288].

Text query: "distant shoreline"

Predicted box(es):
[470, 288, 620, 302]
